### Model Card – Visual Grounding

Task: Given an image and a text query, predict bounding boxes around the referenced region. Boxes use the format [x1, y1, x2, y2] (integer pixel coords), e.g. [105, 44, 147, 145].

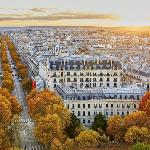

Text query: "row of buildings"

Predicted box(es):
[4, 27, 150, 126]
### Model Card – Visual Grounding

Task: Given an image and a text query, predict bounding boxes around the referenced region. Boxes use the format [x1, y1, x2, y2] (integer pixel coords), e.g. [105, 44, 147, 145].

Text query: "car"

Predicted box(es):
[19, 78, 22, 82]
[0, 73, 3, 77]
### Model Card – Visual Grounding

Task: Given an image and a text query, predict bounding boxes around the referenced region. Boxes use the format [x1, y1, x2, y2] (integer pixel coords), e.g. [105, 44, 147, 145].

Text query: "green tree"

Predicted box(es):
[91, 113, 107, 132]
[65, 113, 81, 139]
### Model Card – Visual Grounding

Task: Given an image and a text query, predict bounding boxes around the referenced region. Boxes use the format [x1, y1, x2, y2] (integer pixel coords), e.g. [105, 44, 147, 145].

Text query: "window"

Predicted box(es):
[99, 104, 102, 108]
[100, 78, 103, 81]
[83, 119, 85, 124]
[106, 78, 110, 82]
[106, 112, 108, 116]
[93, 83, 96, 87]
[83, 104, 85, 108]
[72, 104, 74, 109]
[122, 104, 125, 108]
[111, 104, 113, 107]
[114, 83, 117, 87]
[117, 111, 119, 115]
[111, 112, 113, 116]
[67, 78, 70, 82]
[134, 104, 136, 108]
[80, 72, 84, 76]
[106, 104, 108, 108]
[93, 73, 96, 76]
[88, 120, 90, 123]
[80, 78, 83, 82]
[74, 78, 77, 82]
[93, 78, 96, 82]
[83, 111, 85, 116]
[88, 104, 90, 108]
[107, 83, 110, 87]
[127, 111, 129, 115]
[53, 78, 56, 82]
[100, 83, 103, 87]
[122, 112, 124, 116]
[114, 78, 117, 82]
[88, 111, 90, 116]
[94, 104, 97, 108]
[67, 72, 70, 76]
[78, 104, 80, 108]
[74, 72, 77, 76]
[78, 111, 80, 116]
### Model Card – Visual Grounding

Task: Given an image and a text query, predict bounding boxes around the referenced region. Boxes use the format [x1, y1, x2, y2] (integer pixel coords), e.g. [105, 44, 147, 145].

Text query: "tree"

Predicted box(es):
[124, 111, 149, 129]
[35, 114, 65, 146]
[27, 90, 64, 120]
[2, 79, 14, 93]
[21, 78, 32, 94]
[27, 89, 70, 148]
[0, 86, 22, 149]
[139, 92, 150, 115]
[75, 129, 100, 148]
[8, 96, 22, 115]
[106, 115, 125, 142]
[65, 113, 81, 139]
[18, 68, 28, 79]
[124, 126, 150, 144]
[91, 113, 107, 132]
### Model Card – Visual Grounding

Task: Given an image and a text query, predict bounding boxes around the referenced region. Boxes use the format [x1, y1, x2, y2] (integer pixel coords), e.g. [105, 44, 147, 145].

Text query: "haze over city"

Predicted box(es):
[1, 0, 150, 26]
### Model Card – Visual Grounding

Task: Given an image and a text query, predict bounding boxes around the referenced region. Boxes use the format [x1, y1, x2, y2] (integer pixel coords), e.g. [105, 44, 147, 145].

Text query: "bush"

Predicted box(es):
[132, 143, 150, 150]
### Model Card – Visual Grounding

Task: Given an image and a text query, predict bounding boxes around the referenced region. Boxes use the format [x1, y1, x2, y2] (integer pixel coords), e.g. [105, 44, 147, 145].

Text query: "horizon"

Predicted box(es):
[1, 0, 150, 26]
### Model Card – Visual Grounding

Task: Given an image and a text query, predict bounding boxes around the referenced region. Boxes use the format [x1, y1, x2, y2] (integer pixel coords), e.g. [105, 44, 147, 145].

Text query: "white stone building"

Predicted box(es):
[56, 85, 144, 126]
[39, 55, 123, 90]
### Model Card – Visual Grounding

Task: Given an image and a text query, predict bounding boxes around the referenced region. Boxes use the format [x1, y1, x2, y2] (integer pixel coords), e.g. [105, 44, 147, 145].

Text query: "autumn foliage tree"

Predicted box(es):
[124, 126, 150, 144]
[106, 111, 150, 143]
[5, 37, 32, 94]
[0, 87, 22, 149]
[26, 89, 70, 149]
[139, 92, 150, 115]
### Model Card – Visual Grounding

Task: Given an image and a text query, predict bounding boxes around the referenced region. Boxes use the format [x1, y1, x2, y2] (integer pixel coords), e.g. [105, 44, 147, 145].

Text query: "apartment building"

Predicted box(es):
[39, 55, 123, 90]
[56, 85, 144, 126]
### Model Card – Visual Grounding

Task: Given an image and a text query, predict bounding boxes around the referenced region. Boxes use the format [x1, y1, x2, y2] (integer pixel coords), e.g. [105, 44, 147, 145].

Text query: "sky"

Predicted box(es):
[0, 0, 150, 26]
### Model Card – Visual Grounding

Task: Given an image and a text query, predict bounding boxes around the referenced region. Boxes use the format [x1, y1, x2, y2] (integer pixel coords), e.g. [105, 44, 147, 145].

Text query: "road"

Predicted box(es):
[5, 42, 44, 150]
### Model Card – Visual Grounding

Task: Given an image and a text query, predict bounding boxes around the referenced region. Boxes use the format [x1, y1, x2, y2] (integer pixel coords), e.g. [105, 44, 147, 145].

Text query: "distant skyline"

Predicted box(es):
[0, 0, 150, 26]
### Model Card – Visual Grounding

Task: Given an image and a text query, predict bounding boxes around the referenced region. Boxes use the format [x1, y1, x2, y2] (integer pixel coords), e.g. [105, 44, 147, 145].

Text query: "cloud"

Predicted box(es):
[0, 12, 119, 21]
[30, 8, 50, 13]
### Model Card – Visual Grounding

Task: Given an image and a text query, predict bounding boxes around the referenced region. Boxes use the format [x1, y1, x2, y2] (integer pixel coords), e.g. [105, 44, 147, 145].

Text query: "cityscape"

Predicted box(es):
[0, 0, 150, 150]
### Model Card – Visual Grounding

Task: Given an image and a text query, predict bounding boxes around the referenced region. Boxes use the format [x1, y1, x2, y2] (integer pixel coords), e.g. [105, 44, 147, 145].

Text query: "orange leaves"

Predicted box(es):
[0, 100, 12, 127]
[27, 90, 64, 120]
[124, 126, 149, 143]
[75, 130, 100, 148]
[8, 96, 22, 115]
[124, 111, 149, 128]
[139, 92, 150, 115]
[27, 89, 71, 147]
[106, 115, 125, 141]
[0, 87, 22, 149]
[35, 114, 63, 144]
[107, 111, 150, 143]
